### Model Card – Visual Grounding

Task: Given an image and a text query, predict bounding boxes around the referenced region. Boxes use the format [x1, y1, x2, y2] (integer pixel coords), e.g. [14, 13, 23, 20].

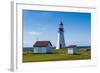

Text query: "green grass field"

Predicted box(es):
[23, 48, 91, 63]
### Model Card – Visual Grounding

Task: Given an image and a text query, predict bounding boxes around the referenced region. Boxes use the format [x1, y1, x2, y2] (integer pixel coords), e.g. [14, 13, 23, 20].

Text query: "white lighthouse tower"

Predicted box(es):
[56, 21, 66, 49]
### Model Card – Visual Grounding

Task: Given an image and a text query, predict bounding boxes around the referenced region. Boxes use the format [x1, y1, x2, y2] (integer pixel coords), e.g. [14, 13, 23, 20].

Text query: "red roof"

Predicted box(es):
[68, 45, 77, 48]
[33, 41, 52, 47]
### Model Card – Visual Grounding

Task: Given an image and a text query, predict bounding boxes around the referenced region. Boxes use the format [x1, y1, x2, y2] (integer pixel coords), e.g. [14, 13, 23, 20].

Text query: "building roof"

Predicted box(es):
[33, 41, 52, 47]
[68, 45, 77, 48]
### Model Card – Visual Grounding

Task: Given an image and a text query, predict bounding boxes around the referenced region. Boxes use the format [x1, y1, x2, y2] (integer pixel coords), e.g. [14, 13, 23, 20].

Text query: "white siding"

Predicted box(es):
[33, 43, 53, 53]
[67, 48, 76, 54]
[40, 47, 47, 53]
[47, 43, 53, 52]
[34, 47, 39, 53]
[34, 47, 47, 53]
[56, 32, 66, 49]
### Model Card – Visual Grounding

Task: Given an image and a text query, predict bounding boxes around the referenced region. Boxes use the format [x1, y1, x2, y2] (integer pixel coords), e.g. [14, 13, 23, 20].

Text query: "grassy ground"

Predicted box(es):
[23, 48, 91, 63]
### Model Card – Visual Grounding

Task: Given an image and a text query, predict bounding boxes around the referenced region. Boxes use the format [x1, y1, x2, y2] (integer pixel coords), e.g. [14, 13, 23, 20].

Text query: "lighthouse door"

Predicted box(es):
[60, 44, 62, 49]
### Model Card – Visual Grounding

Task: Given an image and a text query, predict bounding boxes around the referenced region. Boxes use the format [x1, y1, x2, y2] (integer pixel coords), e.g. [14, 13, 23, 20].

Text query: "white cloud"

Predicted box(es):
[28, 31, 43, 35]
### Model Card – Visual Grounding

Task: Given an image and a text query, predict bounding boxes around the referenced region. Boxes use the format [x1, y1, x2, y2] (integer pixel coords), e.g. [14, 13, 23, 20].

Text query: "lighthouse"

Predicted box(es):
[56, 21, 66, 49]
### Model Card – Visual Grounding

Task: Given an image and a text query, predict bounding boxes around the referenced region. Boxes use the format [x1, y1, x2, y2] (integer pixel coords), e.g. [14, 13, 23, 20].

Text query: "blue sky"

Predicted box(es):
[23, 10, 91, 47]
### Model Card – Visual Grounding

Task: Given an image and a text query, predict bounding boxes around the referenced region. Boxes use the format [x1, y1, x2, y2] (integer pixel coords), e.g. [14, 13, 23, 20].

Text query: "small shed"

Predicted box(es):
[67, 45, 77, 54]
[33, 41, 53, 53]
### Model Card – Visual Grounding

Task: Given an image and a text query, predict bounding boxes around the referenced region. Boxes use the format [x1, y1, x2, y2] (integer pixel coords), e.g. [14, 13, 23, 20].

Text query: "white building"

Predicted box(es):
[56, 22, 66, 49]
[67, 45, 77, 54]
[33, 41, 53, 53]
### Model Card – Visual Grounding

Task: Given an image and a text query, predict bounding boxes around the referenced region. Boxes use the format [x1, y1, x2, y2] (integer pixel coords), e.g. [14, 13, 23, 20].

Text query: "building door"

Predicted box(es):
[60, 44, 62, 49]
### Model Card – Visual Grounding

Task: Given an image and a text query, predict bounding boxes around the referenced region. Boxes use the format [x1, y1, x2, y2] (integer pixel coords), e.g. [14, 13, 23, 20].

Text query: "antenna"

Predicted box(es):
[36, 37, 39, 41]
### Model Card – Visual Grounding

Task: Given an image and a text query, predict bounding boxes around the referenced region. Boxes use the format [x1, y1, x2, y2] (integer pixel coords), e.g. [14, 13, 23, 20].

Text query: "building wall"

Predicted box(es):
[47, 43, 53, 52]
[34, 47, 47, 53]
[56, 32, 65, 49]
[68, 48, 76, 54]
[33, 44, 53, 53]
